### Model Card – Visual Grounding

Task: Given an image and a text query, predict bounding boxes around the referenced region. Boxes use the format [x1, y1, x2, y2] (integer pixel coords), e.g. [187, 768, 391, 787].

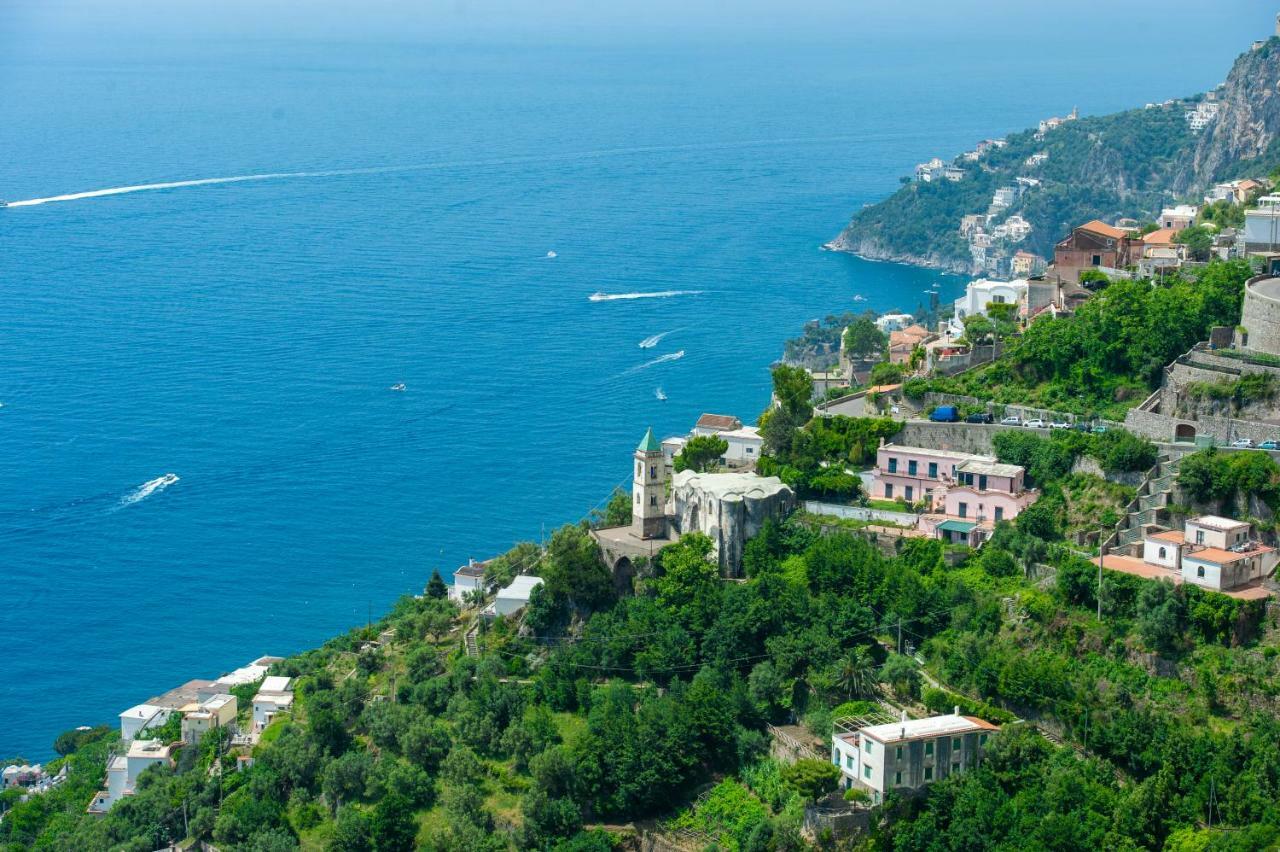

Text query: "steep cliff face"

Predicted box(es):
[835, 38, 1280, 271]
[1186, 39, 1280, 188]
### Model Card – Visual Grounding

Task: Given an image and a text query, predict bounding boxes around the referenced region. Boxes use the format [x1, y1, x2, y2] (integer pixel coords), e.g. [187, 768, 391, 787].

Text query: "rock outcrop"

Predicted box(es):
[671, 471, 795, 576]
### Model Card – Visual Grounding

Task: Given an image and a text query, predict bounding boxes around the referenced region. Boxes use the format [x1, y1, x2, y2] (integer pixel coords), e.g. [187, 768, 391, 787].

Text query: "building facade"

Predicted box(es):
[634, 428, 667, 539]
[831, 712, 998, 804]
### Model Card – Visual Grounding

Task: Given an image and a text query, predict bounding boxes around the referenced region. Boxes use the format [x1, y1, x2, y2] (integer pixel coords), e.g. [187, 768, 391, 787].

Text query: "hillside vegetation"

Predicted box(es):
[833, 39, 1280, 271]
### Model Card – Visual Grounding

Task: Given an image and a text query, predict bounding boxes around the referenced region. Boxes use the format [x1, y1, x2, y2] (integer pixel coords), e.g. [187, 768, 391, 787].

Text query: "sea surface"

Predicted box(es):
[0, 31, 1243, 759]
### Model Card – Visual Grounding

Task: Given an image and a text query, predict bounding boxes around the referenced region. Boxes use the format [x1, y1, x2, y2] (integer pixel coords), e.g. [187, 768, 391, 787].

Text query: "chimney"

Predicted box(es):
[954, 705, 961, 716]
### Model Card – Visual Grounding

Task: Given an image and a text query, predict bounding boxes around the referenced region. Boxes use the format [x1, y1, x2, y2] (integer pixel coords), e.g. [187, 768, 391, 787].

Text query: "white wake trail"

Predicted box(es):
[638, 330, 675, 349]
[119, 473, 180, 507]
[590, 290, 703, 302]
[618, 350, 686, 377]
[5, 134, 871, 209]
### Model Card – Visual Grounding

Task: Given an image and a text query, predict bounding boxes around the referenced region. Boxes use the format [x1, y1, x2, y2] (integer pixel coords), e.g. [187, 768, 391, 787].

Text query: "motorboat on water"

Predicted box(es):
[655, 388, 667, 401]
[390, 383, 406, 392]
[588, 292, 607, 302]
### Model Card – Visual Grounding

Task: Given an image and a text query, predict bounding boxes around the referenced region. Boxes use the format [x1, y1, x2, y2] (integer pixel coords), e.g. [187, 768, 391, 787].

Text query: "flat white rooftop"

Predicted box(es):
[1189, 515, 1250, 531]
[258, 676, 292, 694]
[860, 713, 997, 744]
[498, 575, 545, 599]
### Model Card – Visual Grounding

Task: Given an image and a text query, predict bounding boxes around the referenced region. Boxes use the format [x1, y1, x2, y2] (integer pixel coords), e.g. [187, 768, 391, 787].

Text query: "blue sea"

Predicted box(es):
[0, 19, 1251, 759]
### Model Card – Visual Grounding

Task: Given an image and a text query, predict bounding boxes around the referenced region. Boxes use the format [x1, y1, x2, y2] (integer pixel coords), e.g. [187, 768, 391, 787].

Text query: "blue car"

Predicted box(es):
[1259, 440, 1279, 451]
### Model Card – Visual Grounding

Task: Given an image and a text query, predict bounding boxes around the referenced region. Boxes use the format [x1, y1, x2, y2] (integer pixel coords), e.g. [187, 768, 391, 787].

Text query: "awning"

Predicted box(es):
[936, 520, 977, 534]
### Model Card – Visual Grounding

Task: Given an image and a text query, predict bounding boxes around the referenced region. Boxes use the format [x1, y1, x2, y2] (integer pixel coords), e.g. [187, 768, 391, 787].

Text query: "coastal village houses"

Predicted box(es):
[832, 711, 998, 804]
[1052, 220, 1141, 284]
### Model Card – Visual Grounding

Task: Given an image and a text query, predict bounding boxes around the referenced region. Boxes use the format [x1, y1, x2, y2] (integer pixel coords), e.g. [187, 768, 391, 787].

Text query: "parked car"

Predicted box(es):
[1230, 438, 1255, 448]
[1023, 418, 1046, 429]
[929, 405, 961, 423]
[1259, 440, 1279, 451]
[1091, 424, 1108, 434]
[1072, 422, 1092, 432]
[966, 412, 993, 424]
[1000, 415, 1021, 426]
[1049, 420, 1071, 429]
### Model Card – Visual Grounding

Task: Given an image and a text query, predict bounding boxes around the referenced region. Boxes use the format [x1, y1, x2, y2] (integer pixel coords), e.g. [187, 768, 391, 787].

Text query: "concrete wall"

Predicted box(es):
[895, 422, 1014, 456]
[803, 501, 918, 526]
[1240, 276, 1280, 357]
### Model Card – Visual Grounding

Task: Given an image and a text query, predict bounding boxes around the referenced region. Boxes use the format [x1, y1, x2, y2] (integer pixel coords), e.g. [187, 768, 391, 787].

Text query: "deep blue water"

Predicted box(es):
[0, 30, 1249, 759]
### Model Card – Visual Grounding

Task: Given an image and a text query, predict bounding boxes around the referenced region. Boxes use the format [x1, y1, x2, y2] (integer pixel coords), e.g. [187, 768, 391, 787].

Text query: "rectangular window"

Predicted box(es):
[979, 734, 988, 745]
[978, 474, 988, 491]
[925, 741, 934, 756]
[928, 462, 937, 479]
[846, 755, 854, 769]
[864, 739, 872, 753]
[1195, 530, 1205, 544]
[894, 771, 902, 785]
[958, 502, 968, 518]
[908, 460, 918, 476]
[649, 496, 657, 506]
[994, 507, 1004, 522]
[863, 765, 872, 780]
[905, 486, 914, 501]
[952, 762, 961, 774]
[952, 738, 961, 749]
[888, 458, 898, 473]
[924, 767, 933, 780]
[895, 746, 903, 760]
[884, 484, 893, 499]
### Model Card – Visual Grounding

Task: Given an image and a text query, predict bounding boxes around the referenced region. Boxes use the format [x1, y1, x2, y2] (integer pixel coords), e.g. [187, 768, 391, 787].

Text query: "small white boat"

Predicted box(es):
[588, 292, 607, 302]
[390, 383, 406, 392]
[546, 250, 557, 258]
[655, 387, 667, 401]
[853, 294, 867, 302]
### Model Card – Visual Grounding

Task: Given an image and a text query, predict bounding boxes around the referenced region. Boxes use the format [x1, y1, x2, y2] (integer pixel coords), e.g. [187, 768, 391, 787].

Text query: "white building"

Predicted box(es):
[875, 313, 917, 333]
[1025, 152, 1049, 167]
[1244, 198, 1280, 253]
[831, 712, 998, 804]
[215, 656, 284, 688]
[719, 426, 763, 465]
[992, 215, 1032, 243]
[991, 187, 1017, 209]
[1185, 101, 1219, 132]
[89, 739, 173, 814]
[1139, 516, 1278, 592]
[950, 278, 1028, 334]
[943, 166, 965, 182]
[915, 158, 946, 182]
[450, 559, 487, 603]
[494, 575, 545, 616]
[118, 704, 171, 743]
[252, 676, 295, 734]
[661, 435, 687, 466]
[1159, 205, 1199, 231]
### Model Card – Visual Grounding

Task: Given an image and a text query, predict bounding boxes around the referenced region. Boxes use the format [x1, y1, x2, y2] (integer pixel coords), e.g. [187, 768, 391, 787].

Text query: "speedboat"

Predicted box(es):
[853, 295, 867, 302]
[546, 250, 557, 258]
[390, 383, 406, 392]
[0, 201, 7, 208]
[588, 292, 607, 302]
[655, 388, 667, 401]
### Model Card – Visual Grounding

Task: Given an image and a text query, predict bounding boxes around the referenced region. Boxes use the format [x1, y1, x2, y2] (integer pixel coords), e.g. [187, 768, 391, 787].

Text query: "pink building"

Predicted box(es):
[940, 458, 1037, 524]
[872, 445, 969, 505]
[872, 443, 1037, 546]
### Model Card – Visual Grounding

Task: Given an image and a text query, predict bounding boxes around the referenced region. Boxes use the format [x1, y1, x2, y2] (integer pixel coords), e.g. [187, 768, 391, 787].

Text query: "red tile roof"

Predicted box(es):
[1077, 220, 1128, 240]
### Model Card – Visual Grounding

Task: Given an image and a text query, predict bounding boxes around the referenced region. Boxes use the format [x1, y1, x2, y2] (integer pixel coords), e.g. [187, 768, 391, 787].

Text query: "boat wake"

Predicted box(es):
[5, 134, 870, 209]
[638, 330, 675, 348]
[619, 350, 685, 377]
[119, 473, 180, 507]
[655, 387, 668, 401]
[589, 290, 703, 302]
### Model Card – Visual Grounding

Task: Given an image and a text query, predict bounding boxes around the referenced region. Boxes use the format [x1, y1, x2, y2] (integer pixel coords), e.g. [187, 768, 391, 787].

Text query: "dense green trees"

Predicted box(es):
[843, 317, 887, 362]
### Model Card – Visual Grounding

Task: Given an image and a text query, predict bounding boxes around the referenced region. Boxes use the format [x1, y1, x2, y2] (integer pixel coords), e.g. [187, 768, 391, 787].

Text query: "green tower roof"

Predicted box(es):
[637, 427, 661, 453]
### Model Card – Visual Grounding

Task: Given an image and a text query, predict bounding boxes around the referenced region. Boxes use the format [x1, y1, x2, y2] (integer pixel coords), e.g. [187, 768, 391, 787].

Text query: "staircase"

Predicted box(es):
[464, 626, 479, 658]
[1106, 455, 1180, 554]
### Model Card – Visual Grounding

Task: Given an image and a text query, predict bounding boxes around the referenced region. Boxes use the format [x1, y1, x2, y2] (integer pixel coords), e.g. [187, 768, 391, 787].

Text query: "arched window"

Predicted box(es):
[1197, 566, 1206, 578]
[1159, 547, 1167, 560]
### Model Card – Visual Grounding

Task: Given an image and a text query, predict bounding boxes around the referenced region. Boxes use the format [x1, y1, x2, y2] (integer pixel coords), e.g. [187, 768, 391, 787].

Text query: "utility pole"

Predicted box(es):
[897, 617, 902, 655]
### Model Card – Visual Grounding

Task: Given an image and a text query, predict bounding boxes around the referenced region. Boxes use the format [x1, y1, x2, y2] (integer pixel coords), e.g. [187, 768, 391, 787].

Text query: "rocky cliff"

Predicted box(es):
[834, 38, 1280, 273]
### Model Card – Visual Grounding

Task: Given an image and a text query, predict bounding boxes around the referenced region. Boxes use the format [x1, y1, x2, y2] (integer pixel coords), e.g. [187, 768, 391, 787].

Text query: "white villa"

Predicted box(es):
[832, 712, 998, 804]
[450, 559, 488, 602]
[252, 676, 295, 734]
[950, 278, 1029, 334]
[493, 575, 545, 616]
[88, 740, 174, 814]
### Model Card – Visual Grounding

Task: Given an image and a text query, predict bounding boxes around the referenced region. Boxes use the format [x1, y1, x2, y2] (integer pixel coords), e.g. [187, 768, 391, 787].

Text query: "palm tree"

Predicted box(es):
[833, 646, 876, 699]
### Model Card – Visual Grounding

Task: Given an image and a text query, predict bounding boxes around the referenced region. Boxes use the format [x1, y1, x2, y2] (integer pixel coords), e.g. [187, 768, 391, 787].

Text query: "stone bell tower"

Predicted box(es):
[632, 427, 667, 539]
